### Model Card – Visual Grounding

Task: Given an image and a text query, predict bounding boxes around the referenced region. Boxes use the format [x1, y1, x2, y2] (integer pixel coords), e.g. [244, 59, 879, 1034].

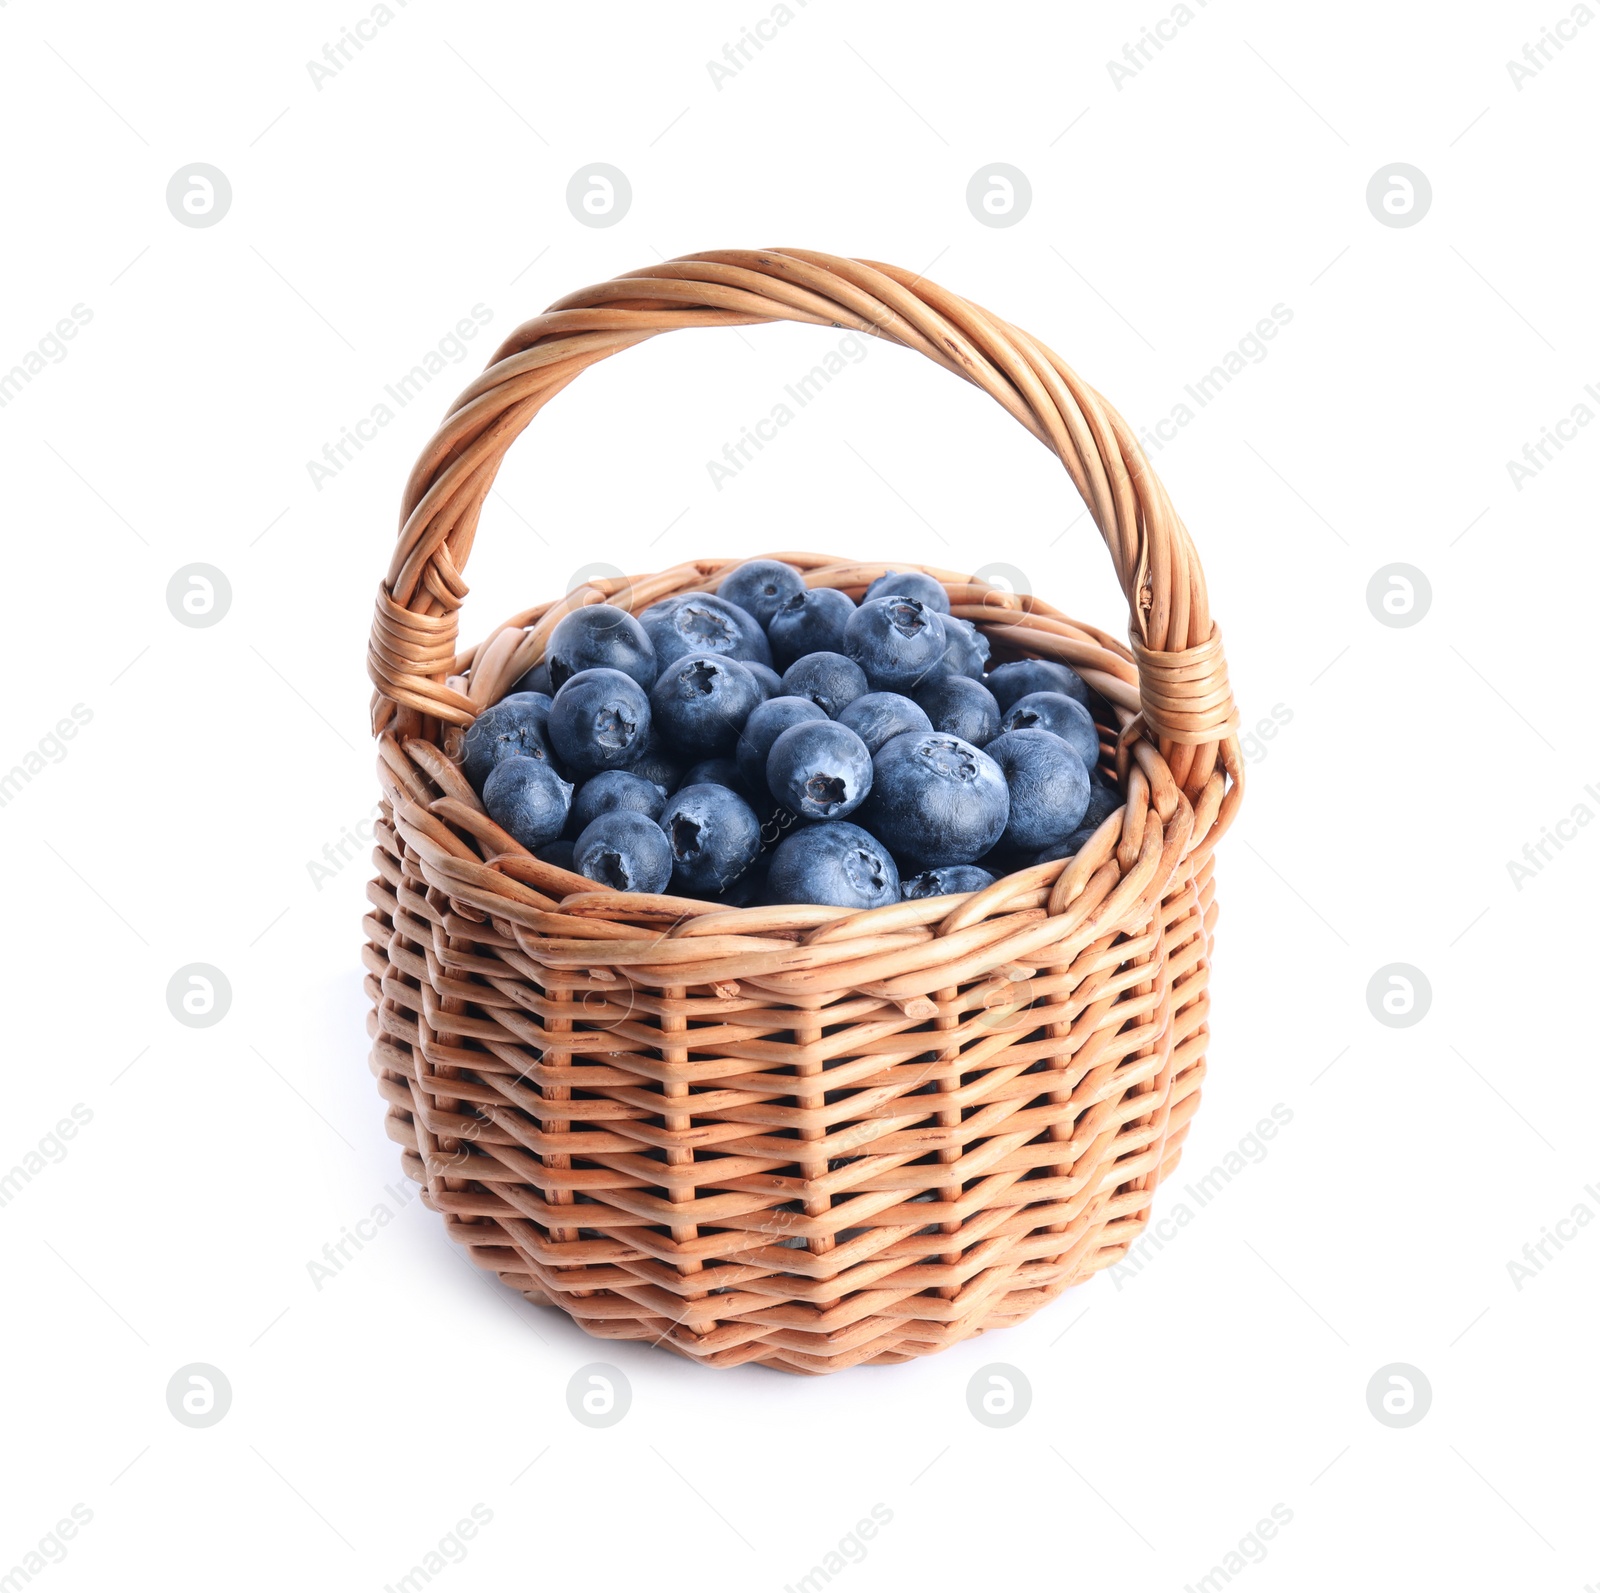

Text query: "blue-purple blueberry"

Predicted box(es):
[765, 821, 899, 910]
[735, 695, 828, 793]
[746, 661, 784, 700]
[913, 675, 1001, 746]
[986, 658, 1091, 711]
[461, 692, 558, 793]
[547, 668, 652, 776]
[640, 591, 773, 671]
[937, 615, 990, 680]
[1019, 788, 1121, 866]
[569, 769, 667, 835]
[863, 569, 951, 614]
[658, 783, 763, 893]
[836, 691, 932, 755]
[545, 604, 657, 691]
[623, 727, 684, 793]
[901, 865, 996, 900]
[714, 850, 770, 908]
[766, 586, 856, 670]
[859, 731, 1009, 868]
[843, 596, 949, 693]
[1082, 778, 1123, 832]
[681, 756, 746, 793]
[766, 720, 873, 821]
[649, 653, 762, 758]
[985, 729, 1092, 852]
[510, 659, 552, 696]
[716, 559, 807, 627]
[999, 691, 1101, 771]
[482, 754, 573, 851]
[1022, 825, 1101, 867]
[779, 651, 869, 718]
[573, 809, 674, 893]
[534, 838, 577, 872]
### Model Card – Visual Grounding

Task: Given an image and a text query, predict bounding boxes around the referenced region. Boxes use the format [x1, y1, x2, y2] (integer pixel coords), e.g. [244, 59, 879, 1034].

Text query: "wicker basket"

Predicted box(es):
[363, 250, 1243, 1374]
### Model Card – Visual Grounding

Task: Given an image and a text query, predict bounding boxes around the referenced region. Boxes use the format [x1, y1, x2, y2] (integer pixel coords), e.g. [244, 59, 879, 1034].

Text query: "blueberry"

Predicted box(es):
[902, 865, 996, 900]
[999, 691, 1101, 770]
[766, 586, 856, 670]
[843, 596, 949, 692]
[535, 838, 577, 872]
[640, 591, 772, 671]
[545, 604, 657, 691]
[973, 838, 1025, 875]
[510, 660, 552, 696]
[681, 756, 746, 793]
[658, 783, 762, 893]
[938, 615, 990, 680]
[1022, 826, 1099, 867]
[779, 651, 870, 717]
[864, 569, 951, 614]
[713, 849, 770, 908]
[756, 802, 805, 855]
[836, 691, 932, 755]
[624, 728, 684, 793]
[461, 692, 558, 793]
[858, 731, 1009, 869]
[1013, 790, 1121, 866]
[569, 768, 667, 835]
[716, 558, 807, 627]
[986, 729, 1092, 852]
[547, 668, 652, 777]
[745, 661, 785, 700]
[482, 755, 573, 850]
[1082, 778, 1124, 832]
[573, 810, 674, 894]
[986, 658, 1091, 712]
[766, 720, 873, 821]
[913, 675, 1001, 746]
[649, 653, 762, 758]
[735, 695, 828, 792]
[766, 821, 899, 909]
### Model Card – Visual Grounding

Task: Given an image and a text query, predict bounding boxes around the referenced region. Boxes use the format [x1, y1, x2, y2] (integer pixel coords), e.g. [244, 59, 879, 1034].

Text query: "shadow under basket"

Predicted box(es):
[362, 250, 1244, 1374]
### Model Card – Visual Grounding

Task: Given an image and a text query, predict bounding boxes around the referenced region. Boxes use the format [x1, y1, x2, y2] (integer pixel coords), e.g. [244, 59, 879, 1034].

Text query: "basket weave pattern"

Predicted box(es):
[363, 252, 1243, 1373]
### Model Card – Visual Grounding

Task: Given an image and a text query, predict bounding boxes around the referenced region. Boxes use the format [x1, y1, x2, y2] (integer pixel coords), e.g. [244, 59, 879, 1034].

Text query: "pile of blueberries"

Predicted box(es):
[460, 560, 1121, 910]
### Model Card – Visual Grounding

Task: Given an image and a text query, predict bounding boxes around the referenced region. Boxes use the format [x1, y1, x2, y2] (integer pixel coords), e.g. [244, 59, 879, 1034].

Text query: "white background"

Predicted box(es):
[2, 1, 1597, 1588]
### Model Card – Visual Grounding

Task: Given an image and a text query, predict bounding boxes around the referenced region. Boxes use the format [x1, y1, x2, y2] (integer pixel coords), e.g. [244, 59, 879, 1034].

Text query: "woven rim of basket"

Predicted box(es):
[366, 251, 1243, 976]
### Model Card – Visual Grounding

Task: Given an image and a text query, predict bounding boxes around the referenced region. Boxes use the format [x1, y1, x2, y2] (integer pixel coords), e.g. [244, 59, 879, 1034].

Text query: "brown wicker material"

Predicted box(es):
[362, 250, 1244, 1374]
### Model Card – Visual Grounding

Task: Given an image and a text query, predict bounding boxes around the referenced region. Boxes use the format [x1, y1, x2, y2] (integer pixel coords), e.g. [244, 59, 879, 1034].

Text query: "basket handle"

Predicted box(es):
[368, 248, 1240, 797]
